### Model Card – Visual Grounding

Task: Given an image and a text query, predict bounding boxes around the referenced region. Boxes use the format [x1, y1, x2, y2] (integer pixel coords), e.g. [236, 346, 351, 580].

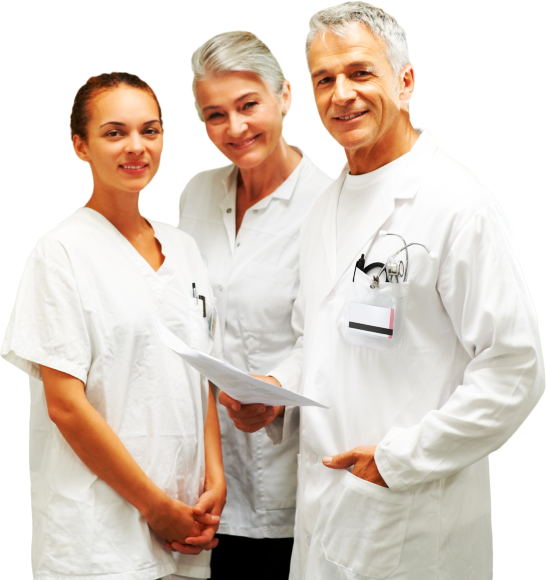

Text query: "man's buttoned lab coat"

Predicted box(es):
[179, 154, 332, 538]
[268, 131, 544, 579]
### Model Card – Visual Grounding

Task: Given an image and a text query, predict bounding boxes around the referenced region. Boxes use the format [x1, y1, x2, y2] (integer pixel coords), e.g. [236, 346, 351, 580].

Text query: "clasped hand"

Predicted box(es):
[218, 375, 284, 433]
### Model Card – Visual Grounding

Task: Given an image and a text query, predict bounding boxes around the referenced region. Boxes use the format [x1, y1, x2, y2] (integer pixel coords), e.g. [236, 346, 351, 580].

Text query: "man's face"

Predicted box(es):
[309, 22, 405, 151]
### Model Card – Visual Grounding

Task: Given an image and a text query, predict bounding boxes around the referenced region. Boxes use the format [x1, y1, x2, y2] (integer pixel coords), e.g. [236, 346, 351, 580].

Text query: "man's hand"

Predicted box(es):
[323, 446, 388, 487]
[218, 376, 284, 434]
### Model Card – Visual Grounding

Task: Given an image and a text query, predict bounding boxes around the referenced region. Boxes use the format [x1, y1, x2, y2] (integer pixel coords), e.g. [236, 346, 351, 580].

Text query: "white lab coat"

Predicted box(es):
[178, 154, 332, 537]
[268, 130, 544, 579]
[2, 208, 218, 580]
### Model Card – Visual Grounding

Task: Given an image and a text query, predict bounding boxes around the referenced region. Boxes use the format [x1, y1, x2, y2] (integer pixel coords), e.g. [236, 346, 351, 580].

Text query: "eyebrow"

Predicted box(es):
[202, 92, 260, 112]
[312, 61, 378, 78]
[99, 119, 160, 128]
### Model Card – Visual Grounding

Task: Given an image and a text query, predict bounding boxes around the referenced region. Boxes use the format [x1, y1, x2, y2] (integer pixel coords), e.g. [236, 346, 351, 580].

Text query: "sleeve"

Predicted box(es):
[177, 186, 189, 228]
[375, 205, 545, 491]
[1, 251, 92, 384]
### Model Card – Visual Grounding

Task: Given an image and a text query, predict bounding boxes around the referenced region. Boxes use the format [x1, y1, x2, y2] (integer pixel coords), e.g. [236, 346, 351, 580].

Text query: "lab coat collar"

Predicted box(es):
[321, 129, 438, 292]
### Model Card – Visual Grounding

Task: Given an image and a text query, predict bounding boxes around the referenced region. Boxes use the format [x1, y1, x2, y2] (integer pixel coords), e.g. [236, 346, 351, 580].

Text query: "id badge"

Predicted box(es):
[348, 302, 395, 339]
[209, 306, 218, 340]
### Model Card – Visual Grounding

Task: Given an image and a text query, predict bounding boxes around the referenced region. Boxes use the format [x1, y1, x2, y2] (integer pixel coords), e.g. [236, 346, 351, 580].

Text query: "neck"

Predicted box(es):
[346, 111, 419, 175]
[237, 137, 301, 202]
[85, 180, 148, 239]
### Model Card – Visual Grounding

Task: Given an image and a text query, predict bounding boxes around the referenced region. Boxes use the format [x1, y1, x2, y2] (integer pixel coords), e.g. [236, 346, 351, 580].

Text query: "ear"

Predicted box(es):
[280, 79, 292, 116]
[73, 134, 90, 162]
[398, 64, 415, 106]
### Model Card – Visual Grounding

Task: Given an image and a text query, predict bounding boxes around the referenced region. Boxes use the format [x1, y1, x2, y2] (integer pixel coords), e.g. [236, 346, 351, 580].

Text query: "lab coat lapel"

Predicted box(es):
[324, 174, 396, 294]
[219, 167, 237, 253]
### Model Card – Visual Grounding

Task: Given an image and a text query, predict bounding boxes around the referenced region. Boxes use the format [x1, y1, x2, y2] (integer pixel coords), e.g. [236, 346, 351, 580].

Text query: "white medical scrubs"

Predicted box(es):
[2, 208, 219, 580]
[268, 130, 544, 579]
[178, 153, 332, 538]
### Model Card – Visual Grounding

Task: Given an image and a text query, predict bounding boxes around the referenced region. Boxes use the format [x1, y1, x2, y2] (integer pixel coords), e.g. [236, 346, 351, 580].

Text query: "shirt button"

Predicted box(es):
[218, 285, 223, 291]
[226, 208, 232, 213]
[306, 535, 311, 547]
[253, 209, 258, 213]
[309, 453, 318, 464]
[327, 290, 335, 301]
[315, 371, 323, 384]
[237, 242, 240, 247]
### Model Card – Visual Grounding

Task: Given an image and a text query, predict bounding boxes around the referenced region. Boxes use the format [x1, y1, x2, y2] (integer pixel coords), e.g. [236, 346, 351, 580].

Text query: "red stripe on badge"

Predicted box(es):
[388, 308, 395, 339]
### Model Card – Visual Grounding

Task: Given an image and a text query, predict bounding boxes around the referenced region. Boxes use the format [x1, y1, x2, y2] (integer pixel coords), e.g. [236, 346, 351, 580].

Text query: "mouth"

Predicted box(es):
[334, 111, 368, 121]
[228, 134, 260, 149]
[119, 163, 148, 175]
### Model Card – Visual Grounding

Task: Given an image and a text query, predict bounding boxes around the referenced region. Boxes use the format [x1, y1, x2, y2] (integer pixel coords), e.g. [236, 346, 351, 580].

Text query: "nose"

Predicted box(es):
[226, 112, 249, 139]
[125, 131, 145, 156]
[332, 76, 356, 106]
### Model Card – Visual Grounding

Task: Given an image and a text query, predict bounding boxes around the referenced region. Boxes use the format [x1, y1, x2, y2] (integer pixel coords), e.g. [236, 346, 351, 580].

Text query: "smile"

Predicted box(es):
[335, 111, 367, 121]
[120, 164, 147, 169]
[229, 134, 260, 148]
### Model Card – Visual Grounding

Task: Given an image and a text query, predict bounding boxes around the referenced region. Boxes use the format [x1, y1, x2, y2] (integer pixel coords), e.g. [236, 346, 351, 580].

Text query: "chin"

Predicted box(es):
[230, 149, 268, 170]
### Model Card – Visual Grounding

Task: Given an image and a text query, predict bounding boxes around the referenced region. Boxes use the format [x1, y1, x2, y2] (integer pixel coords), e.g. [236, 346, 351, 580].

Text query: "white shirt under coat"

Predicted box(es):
[268, 130, 544, 579]
[2, 208, 219, 580]
[178, 153, 332, 538]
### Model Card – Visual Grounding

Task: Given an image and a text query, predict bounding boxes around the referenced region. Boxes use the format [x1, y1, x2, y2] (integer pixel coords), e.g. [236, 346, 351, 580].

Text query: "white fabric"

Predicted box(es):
[2, 208, 220, 580]
[178, 153, 332, 538]
[269, 130, 544, 579]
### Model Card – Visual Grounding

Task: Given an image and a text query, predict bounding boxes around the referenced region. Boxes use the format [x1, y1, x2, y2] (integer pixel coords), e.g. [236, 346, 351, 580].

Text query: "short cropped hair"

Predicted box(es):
[306, 2, 410, 77]
[70, 72, 162, 141]
[191, 31, 285, 121]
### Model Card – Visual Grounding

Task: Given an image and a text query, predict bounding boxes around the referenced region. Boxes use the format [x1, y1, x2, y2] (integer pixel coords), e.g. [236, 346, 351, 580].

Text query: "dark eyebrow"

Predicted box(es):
[202, 92, 260, 113]
[99, 119, 160, 129]
[312, 61, 378, 79]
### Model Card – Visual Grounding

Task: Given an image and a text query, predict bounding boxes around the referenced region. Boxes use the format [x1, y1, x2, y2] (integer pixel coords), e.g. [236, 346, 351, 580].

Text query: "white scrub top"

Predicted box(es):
[2, 208, 219, 580]
[178, 153, 332, 538]
[268, 130, 544, 579]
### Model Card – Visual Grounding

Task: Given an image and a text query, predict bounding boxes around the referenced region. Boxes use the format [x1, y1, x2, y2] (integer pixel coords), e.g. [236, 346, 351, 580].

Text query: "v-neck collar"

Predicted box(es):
[79, 207, 175, 299]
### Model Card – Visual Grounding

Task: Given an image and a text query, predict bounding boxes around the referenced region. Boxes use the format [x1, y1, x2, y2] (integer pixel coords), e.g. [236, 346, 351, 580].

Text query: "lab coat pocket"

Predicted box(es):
[338, 273, 409, 354]
[321, 472, 412, 578]
[240, 262, 297, 333]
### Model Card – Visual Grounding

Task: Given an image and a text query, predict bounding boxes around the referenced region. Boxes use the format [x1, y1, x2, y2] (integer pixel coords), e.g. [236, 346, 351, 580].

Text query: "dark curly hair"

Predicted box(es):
[70, 72, 163, 141]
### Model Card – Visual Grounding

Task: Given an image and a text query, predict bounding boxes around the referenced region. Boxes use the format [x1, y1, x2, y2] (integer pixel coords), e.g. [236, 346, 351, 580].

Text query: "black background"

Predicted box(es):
[8, 2, 544, 572]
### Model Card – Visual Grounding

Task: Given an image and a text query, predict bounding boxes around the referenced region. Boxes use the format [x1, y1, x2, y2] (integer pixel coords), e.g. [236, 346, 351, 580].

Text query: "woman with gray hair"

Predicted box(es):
[178, 31, 332, 579]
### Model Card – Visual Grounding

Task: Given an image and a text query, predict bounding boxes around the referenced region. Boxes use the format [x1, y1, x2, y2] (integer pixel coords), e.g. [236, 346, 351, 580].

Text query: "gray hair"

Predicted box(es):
[191, 31, 285, 121]
[306, 2, 410, 77]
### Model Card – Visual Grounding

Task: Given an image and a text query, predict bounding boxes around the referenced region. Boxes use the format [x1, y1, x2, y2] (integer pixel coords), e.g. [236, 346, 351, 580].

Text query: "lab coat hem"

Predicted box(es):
[217, 523, 295, 539]
[34, 561, 176, 580]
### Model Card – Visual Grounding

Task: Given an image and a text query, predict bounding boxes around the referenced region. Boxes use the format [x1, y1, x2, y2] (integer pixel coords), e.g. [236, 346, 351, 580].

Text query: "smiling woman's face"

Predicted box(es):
[196, 72, 289, 170]
[73, 87, 163, 196]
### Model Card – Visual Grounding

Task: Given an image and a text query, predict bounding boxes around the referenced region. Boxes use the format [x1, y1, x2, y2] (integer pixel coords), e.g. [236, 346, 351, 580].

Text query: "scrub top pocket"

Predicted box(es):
[321, 472, 413, 578]
[337, 269, 409, 354]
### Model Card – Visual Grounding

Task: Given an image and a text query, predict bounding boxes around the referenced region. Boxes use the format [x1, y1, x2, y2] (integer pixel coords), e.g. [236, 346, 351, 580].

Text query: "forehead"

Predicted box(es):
[90, 87, 159, 123]
[196, 71, 273, 106]
[309, 22, 388, 73]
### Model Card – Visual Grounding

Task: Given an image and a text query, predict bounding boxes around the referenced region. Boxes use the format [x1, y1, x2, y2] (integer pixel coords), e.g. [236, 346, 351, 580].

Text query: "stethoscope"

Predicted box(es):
[353, 230, 436, 289]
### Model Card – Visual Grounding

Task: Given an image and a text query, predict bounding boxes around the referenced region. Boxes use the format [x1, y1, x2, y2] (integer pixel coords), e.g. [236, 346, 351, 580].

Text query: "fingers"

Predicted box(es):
[167, 541, 203, 555]
[218, 391, 241, 412]
[192, 491, 215, 517]
[185, 525, 216, 546]
[193, 512, 220, 526]
[323, 450, 355, 470]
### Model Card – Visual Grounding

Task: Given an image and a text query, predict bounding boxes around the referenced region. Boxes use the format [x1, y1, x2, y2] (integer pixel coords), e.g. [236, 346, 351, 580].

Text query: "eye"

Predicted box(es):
[353, 70, 372, 78]
[317, 76, 335, 86]
[143, 128, 160, 136]
[242, 101, 258, 110]
[105, 130, 122, 137]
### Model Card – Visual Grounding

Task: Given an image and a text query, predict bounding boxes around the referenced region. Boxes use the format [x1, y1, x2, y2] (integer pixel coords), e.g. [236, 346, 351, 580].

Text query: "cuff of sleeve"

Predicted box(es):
[374, 426, 408, 492]
[265, 405, 300, 445]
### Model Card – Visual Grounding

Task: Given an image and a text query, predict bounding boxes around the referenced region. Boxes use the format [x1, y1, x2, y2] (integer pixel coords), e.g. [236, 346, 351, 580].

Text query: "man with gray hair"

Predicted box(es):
[219, 2, 544, 579]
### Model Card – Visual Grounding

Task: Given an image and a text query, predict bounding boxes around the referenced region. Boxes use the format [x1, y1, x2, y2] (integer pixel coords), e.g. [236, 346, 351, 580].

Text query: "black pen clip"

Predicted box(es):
[353, 254, 366, 282]
[198, 295, 206, 317]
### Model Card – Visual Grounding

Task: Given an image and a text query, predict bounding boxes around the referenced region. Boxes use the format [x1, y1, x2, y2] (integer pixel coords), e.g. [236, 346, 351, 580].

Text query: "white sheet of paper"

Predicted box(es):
[155, 317, 328, 408]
